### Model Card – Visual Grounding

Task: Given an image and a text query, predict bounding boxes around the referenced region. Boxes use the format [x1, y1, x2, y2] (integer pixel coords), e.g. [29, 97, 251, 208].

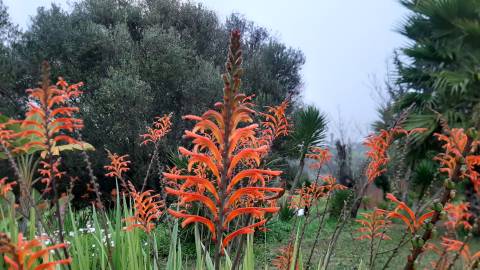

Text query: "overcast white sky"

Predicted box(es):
[4, 0, 409, 140]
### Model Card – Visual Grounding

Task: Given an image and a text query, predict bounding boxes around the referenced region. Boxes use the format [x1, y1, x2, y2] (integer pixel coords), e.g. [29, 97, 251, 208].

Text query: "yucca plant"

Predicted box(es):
[289, 106, 327, 191]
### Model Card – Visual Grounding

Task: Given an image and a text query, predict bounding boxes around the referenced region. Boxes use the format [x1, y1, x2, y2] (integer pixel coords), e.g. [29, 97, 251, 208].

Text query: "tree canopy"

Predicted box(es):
[0, 0, 305, 187]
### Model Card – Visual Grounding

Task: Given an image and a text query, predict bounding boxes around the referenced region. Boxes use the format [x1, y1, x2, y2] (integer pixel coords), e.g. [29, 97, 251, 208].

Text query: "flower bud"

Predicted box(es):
[444, 179, 455, 190]
[433, 202, 443, 212]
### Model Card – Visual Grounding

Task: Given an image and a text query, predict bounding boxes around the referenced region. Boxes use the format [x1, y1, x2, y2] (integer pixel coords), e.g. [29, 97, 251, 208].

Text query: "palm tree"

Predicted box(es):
[388, 0, 480, 215]
[289, 105, 328, 192]
[396, 0, 480, 152]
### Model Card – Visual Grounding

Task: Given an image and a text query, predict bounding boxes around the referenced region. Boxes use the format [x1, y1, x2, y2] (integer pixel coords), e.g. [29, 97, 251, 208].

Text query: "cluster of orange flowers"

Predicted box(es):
[104, 151, 131, 179]
[14, 76, 84, 154]
[424, 190, 477, 268]
[140, 113, 173, 145]
[464, 155, 480, 192]
[290, 176, 346, 209]
[0, 120, 15, 149]
[0, 177, 16, 198]
[444, 202, 473, 231]
[271, 244, 299, 270]
[0, 68, 85, 197]
[306, 146, 332, 170]
[38, 159, 65, 193]
[433, 127, 480, 193]
[364, 127, 425, 183]
[425, 237, 480, 269]
[355, 193, 433, 242]
[258, 99, 290, 149]
[434, 128, 469, 179]
[124, 183, 164, 234]
[104, 152, 165, 234]
[164, 30, 285, 252]
[290, 182, 325, 209]
[364, 129, 396, 182]
[386, 193, 433, 233]
[0, 233, 71, 270]
[355, 208, 391, 241]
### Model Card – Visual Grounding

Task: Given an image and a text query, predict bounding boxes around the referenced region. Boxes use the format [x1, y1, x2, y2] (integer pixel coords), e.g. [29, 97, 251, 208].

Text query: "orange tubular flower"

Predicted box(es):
[386, 193, 434, 233]
[306, 146, 332, 170]
[464, 155, 480, 192]
[258, 100, 290, 149]
[321, 175, 347, 193]
[0, 120, 15, 149]
[140, 113, 173, 145]
[104, 151, 130, 179]
[424, 242, 451, 270]
[124, 184, 164, 234]
[14, 70, 84, 155]
[355, 208, 391, 241]
[0, 177, 16, 198]
[290, 183, 325, 209]
[164, 30, 284, 255]
[289, 176, 345, 210]
[0, 232, 72, 270]
[271, 244, 299, 270]
[434, 128, 469, 179]
[440, 237, 480, 267]
[104, 151, 131, 192]
[364, 129, 395, 183]
[38, 159, 65, 193]
[444, 202, 473, 231]
[364, 127, 425, 183]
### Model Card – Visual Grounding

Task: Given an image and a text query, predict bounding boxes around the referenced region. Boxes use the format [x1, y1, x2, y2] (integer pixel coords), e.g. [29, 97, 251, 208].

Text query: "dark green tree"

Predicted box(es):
[1, 0, 306, 191]
[383, 0, 480, 212]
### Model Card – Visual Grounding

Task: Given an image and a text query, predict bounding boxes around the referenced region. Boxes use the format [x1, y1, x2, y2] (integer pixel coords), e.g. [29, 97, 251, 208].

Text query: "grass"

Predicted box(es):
[249, 205, 480, 269]
[2, 192, 478, 269]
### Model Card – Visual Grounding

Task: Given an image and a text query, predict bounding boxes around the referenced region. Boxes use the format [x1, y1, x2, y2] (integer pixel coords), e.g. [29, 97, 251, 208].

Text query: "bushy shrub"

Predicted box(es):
[329, 189, 354, 218]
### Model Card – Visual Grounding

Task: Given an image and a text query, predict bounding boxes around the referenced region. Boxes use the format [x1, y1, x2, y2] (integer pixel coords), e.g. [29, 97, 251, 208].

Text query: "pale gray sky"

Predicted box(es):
[4, 0, 409, 140]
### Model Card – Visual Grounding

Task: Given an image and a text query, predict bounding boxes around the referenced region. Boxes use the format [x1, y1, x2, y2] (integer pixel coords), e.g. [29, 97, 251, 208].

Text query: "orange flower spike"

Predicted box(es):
[444, 202, 473, 231]
[364, 127, 426, 182]
[321, 175, 347, 193]
[271, 244, 299, 270]
[0, 120, 16, 148]
[38, 159, 65, 193]
[258, 99, 290, 149]
[441, 237, 473, 265]
[464, 155, 480, 192]
[165, 30, 284, 255]
[306, 146, 332, 170]
[140, 113, 173, 145]
[355, 208, 391, 241]
[1, 233, 72, 270]
[16, 67, 84, 154]
[434, 128, 469, 179]
[386, 193, 434, 233]
[364, 129, 393, 182]
[0, 177, 16, 198]
[124, 186, 164, 234]
[104, 151, 131, 178]
[289, 183, 326, 209]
